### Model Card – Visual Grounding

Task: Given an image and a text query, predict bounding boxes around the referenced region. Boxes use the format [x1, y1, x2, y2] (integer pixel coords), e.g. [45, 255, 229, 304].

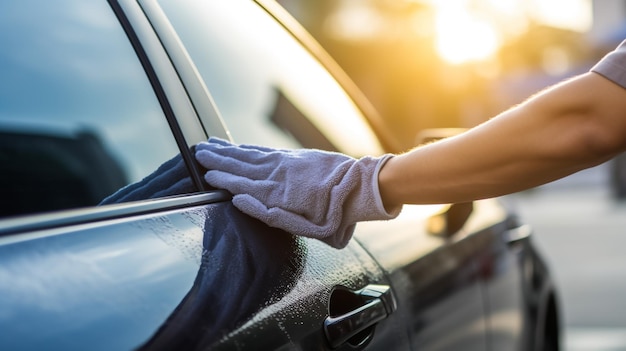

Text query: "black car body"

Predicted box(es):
[0, 0, 560, 350]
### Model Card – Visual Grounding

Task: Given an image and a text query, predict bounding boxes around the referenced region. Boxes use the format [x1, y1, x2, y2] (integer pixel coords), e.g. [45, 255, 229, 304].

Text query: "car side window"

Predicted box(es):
[157, 0, 385, 157]
[0, 1, 194, 219]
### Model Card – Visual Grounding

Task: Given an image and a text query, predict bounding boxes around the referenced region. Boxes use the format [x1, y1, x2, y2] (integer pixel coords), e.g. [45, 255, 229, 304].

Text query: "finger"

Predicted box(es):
[232, 194, 340, 239]
[204, 170, 275, 196]
[234, 194, 354, 248]
[206, 135, 291, 153]
[196, 142, 271, 163]
[237, 143, 291, 153]
[195, 147, 281, 178]
[203, 137, 295, 159]
[207, 136, 234, 147]
[195, 149, 274, 180]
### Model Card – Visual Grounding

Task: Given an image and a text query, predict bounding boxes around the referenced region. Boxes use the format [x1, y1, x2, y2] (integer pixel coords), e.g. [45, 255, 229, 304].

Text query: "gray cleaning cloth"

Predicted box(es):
[195, 137, 401, 249]
[100, 153, 194, 205]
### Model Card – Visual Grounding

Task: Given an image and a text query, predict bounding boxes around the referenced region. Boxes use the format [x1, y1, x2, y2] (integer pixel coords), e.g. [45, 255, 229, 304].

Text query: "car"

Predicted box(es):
[0, 0, 560, 350]
[609, 153, 626, 199]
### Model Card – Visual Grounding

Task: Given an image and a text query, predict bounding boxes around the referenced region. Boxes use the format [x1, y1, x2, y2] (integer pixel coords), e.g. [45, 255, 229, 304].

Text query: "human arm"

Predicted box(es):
[379, 70, 626, 208]
[195, 41, 626, 248]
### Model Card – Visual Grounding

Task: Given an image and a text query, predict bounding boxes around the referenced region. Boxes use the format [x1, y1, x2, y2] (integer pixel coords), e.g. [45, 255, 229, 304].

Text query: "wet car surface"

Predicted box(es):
[0, 0, 560, 350]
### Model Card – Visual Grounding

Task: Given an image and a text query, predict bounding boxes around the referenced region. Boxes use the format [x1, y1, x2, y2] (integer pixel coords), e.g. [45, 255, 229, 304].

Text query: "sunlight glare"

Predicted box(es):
[430, 0, 591, 65]
[435, 6, 499, 65]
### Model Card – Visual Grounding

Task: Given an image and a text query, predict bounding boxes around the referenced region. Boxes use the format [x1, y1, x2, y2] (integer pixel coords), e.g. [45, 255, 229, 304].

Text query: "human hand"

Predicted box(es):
[195, 137, 400, 248]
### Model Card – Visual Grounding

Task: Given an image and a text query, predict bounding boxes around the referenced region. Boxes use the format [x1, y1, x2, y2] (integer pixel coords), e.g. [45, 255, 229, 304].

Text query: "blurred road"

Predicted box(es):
[506, 162, 626, 351]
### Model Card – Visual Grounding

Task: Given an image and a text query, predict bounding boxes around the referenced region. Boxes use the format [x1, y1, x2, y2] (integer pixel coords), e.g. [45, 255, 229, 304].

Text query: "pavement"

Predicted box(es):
[506, 162, 626, 351]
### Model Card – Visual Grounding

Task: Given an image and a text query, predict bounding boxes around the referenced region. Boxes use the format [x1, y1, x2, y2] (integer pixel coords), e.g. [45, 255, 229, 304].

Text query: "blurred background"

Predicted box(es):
[276, 1, 626, 350]
[277, 0, 623, 149]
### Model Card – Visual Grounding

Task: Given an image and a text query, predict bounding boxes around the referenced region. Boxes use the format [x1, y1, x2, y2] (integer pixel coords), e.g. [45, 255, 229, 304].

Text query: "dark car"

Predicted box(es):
[0, 0, 560, 350]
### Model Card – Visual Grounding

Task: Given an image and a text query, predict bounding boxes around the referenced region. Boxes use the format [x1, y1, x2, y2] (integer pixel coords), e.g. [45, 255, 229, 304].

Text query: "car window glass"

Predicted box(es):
[157, 0, 384, 157]
[0, 0, 194, 219]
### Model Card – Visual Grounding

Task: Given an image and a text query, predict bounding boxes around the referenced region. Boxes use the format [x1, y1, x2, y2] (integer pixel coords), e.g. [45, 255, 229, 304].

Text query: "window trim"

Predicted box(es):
[110, 0, 210, 192]
[254, 0, 403, 154]
[137, 0, 231, 146]
[0, 0, 222, 231]
[0, 191, 231, 237]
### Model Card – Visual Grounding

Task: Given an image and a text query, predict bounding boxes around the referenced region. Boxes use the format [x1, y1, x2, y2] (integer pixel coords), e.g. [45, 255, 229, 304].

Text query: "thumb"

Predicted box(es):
[231, 194, 342, 241]
[231, 194, 270, 222]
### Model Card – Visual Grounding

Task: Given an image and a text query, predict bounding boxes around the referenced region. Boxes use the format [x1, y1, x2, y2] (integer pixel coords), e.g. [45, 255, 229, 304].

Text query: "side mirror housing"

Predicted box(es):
[427, 202, 474, 238]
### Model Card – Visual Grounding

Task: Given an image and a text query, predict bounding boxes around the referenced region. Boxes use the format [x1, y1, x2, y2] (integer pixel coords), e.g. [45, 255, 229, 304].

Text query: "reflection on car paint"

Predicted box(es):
[0, 200, 307, 350]
[139, 204, 305, 349]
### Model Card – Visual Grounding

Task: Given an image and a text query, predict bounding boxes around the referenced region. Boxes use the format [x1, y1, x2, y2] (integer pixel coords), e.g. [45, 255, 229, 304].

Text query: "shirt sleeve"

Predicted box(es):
[591, 40, 626, 89]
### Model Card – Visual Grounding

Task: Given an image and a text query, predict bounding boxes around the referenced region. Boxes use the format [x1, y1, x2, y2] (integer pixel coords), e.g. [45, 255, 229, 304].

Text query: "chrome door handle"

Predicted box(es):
[323, 284, 396, 349]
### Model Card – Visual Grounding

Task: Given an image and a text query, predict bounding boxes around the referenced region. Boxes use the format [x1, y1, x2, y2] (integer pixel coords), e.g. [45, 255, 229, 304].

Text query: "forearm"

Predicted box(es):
[379, 72, 626, 207]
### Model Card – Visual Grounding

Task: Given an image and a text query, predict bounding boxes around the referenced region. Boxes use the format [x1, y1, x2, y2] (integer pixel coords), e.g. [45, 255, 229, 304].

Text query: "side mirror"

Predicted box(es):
[417, 128, 473, 238]
[427, 202, 474, 238]
[415, 128, 467, 145]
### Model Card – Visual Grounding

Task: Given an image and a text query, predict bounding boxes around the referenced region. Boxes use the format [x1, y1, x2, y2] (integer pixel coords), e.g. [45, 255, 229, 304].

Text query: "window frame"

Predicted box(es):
[0, 0, 228, 236]
[140, 0, 402, 155]
[254, 0, 403, 154]
[111, 0, 209, 191]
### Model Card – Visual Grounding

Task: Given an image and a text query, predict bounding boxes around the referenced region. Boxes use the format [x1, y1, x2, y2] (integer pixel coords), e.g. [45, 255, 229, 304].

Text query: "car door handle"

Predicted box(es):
[324, 284, 396, 349]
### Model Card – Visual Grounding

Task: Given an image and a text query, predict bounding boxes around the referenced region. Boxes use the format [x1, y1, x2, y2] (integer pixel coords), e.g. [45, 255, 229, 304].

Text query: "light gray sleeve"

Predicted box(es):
[591, 40, 626, 89]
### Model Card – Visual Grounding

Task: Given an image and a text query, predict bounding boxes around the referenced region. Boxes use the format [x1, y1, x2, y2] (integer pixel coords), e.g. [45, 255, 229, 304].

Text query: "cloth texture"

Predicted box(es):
[591, 39, 626, 89]
[100, 153, 195, 205]
[195, 137, 400, 248]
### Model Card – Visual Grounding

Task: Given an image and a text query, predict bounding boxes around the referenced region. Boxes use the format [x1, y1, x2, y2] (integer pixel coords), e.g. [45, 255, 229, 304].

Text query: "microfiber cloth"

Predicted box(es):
[195, 137, 401, 249]
[99, 153, 195, 205]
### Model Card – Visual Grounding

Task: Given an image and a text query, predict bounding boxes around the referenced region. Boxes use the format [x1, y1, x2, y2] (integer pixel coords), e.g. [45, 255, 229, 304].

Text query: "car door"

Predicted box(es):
[0, 1, 201, 349]
[479, 212, 531, 350]
[144, 0, 492, 350]
[0, 1, 403, 350]
[128, 0, 412, 349]
[0, 1, 215, 349]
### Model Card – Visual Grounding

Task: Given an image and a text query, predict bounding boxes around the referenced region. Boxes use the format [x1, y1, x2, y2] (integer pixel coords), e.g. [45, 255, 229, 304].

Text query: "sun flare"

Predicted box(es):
[430, 0, 592, 65]
[434, 9, 499, 65]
